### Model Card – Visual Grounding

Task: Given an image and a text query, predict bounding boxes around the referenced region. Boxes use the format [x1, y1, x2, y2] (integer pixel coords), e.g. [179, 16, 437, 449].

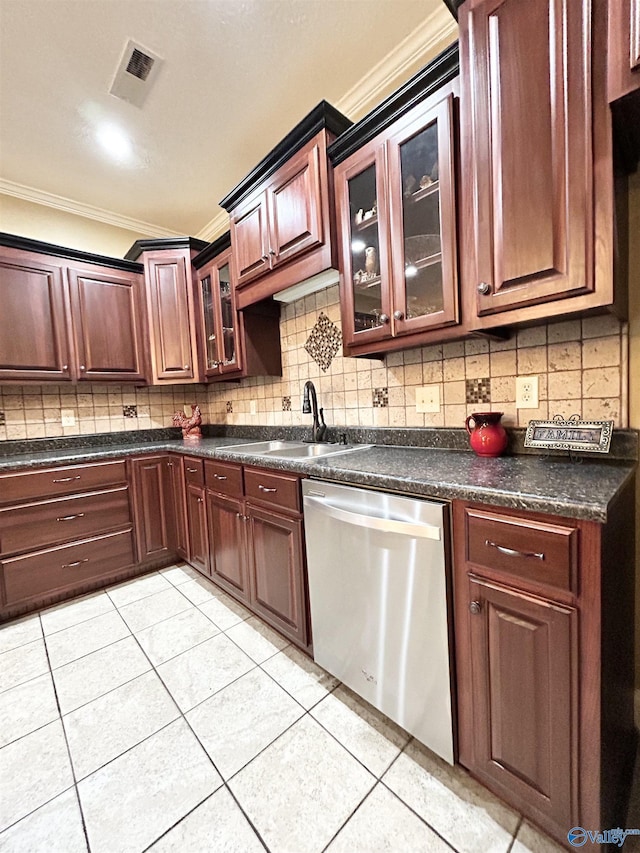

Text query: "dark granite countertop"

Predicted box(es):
[0, 433, 635, 522]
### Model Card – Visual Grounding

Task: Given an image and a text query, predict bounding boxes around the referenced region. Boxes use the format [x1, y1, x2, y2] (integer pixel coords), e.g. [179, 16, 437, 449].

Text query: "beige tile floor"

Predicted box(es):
[0, 565, 570, 853]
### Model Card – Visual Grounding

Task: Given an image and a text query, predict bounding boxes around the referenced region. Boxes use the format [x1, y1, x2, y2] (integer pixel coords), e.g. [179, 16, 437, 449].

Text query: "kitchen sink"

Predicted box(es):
[220, 440, 306, 454]
[264, 443, 369, 458]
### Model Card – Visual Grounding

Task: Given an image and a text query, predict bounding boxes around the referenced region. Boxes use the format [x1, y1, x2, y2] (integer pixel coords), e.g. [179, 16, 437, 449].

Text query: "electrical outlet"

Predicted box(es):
[416, 384, 441, 413]
[516, 376, 539, 409]
[60, 409, 76, 427]
[249, 400, 257, 415]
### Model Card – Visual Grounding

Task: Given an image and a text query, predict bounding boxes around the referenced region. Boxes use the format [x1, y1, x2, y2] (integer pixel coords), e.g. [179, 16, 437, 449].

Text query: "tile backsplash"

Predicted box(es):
[0, 285, 628, 441]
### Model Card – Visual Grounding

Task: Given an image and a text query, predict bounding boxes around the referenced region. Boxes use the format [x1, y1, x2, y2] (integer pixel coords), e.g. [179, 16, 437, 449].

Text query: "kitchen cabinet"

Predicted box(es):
[459, 0, 621, 328]
[125, 237, 207, 385]
[453, 496, 636, 846]
[221, 102, 352, 309]
[165, 455, 188, 561]
[193, 233, 282, 382]
[608, 0, 640, 102]
[131, 455, 173, 562]
[0, 238, 145, 384]
[184, 457, 208, 574]
[203, 459, 310, 649]
[334, 83, 460, 357]
[0, 459, 135, 615]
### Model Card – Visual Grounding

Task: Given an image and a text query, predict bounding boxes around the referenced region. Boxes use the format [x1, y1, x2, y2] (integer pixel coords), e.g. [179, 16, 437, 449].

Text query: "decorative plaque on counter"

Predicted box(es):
[524, 415, 614, 454]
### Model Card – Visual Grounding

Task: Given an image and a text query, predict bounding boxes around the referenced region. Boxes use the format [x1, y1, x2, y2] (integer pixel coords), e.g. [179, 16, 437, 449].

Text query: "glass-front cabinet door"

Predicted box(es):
[386, 93, 458, 336]
[334, 145, 392, 347]
[197, 246, 241, 380]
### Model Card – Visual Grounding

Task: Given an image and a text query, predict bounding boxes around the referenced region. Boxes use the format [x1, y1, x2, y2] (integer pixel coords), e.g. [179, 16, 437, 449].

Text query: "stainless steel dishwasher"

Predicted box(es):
[302, 479, 454, 765]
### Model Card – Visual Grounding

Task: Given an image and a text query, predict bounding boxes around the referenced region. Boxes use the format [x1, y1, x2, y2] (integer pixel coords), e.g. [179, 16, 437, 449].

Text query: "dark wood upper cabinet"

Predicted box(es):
[459, 0, 620, 328]
[0, 249, 72, 383]
[334, 84, 460, 357]
[609, 0, 640, 102]
[221, 102, 352, 309]
[193, 233, 282, 382]
[67, 265, 145, 382]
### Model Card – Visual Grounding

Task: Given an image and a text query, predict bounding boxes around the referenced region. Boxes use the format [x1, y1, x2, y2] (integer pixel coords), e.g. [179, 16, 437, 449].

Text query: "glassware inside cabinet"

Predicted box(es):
[200, 273, 219, 370]
[218, 262, 237, 367]
[398, 120, 444, 319]
[347, 164, 384, 333]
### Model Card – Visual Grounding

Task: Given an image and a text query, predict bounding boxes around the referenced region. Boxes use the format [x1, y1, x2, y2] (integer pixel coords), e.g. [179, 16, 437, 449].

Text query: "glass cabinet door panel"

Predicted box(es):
[348, 165, 384, 332]
[200, 273, 219, 370]
[217, 262, 237, 368]
[398, 120, 445, 319]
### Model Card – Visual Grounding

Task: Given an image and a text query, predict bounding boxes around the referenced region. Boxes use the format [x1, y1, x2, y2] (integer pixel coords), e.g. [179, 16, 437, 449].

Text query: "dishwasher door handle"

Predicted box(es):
[305, 496, 441, 541]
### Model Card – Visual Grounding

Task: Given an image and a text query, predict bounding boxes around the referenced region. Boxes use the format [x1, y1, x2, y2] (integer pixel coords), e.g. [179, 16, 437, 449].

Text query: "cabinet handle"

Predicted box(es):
[186, 467, 199, 473]
[53, 476, 81, 483]
[258, 484, 277, 493]
[213, 473, 227, 481]
[56, 513, 85, 522]
[485, 539, 545, 561]
[469, 600, 482, 615]
[167, 461, 174, 467]
[261, 254, 269, 261]
[269, 249, 276, 256]
[393, 310, 404, 321]
[236, 512, 243, 518]
[378, 313, 390, 324]
[62, 558, 89, 569]
[197, 497, 204, 503]
[477, 282, 491, 295]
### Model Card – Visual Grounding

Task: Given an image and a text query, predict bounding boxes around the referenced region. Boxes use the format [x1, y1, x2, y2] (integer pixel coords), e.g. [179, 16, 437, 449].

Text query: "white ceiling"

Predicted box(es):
[0, 0, 456, 240]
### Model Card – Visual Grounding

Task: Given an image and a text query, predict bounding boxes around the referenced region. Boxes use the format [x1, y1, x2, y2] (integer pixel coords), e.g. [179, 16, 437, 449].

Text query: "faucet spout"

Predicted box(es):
[302, 381, 327, 442]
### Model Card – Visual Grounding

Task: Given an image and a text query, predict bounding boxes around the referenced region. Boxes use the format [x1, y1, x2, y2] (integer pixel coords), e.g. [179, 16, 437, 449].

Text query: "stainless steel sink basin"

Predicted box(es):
[264, 444, 368, 459]
[220, 440, 305, 454]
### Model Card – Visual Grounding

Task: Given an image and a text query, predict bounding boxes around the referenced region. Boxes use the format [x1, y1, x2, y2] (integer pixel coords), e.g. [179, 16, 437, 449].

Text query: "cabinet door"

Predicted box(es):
[268, 143, 323, 268]
[231, 191, 270, 287]
[467, 575, 576, 832]
[206, 490, 249, 602]
[386, 94, 459, 335]
[460, 0, 594, 317]
[165, 456, 188, 560]
[131, 456, 172, 562]
[246, 504, 308, 647]
[335, 144, 393, 348]
[0, 252, 72, 382]
[143, 250, 197, 382]
[197, 249, 241, 379]
[608, 0, 640, 101]
[185, 483, 208, 575]
[67, 266, 146, 382]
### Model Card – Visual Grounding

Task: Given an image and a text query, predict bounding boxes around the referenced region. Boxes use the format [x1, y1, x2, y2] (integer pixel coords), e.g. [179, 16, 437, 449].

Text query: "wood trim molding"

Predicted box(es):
[196, 210, 230, 242]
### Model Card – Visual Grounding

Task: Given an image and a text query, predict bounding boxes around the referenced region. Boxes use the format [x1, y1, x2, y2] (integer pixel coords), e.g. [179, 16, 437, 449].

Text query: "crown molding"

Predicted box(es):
[335, 5, 458, 121]
[195, 209, 229, 242]
[0, 179, 182, 238]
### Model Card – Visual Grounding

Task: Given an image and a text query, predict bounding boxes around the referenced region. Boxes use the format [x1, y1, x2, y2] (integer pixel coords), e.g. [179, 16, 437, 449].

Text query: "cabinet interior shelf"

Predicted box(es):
[410, 180, 440, 203]
[354, 273, 381, 290]
[408, 251, 442, 271]
[354, 214, 378, 231]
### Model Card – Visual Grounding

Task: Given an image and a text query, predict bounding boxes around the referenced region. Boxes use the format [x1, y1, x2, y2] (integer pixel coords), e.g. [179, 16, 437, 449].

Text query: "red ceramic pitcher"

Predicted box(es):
[465, 411, 508, 457]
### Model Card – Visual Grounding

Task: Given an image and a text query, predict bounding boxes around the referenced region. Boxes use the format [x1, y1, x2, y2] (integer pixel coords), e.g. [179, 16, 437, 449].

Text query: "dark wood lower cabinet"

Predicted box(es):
[131, 456, 172, 562]
[246, 504, 308, 647]
[206, 490, 249, 602]
[165, 456, 188, 560]
[185, 483, 208, 575]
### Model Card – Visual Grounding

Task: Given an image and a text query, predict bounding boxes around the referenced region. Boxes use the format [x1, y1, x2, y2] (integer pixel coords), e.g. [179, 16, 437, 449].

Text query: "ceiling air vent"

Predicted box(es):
[109, 39, 163, 108]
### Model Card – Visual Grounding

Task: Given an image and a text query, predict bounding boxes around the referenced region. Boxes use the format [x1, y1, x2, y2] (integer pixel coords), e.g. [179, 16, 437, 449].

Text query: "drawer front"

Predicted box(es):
[2, 529, 135, 606]
[0, 486, 131, 556]
[183, 457, 205, 486]
[466, 508, 577, 592]
[0, 460, 127, 504]
[244, 467, 301, 513]
[204, 460, 243, 497]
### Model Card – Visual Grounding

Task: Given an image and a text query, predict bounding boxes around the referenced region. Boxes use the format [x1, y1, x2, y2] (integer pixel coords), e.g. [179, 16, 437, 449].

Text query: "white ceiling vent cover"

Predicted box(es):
[109, 39, 163, 108]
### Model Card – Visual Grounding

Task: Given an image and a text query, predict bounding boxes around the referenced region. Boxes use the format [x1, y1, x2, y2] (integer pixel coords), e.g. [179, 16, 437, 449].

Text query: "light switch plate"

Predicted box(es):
[516, 376, 539, 409]
[416, 385, 441, 413]
[61, 409, 76, 426]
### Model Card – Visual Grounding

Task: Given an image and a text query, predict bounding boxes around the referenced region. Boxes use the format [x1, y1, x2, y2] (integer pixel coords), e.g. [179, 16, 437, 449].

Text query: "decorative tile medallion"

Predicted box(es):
[465, 378, 491, 405]
[372, 387, 389, 408]
[0, 411, 5, 426]
[122, 405, 138, 419]
[226, 401, 233, 414]
[282, 396, 291, 412]
[304, 312, 342, 372]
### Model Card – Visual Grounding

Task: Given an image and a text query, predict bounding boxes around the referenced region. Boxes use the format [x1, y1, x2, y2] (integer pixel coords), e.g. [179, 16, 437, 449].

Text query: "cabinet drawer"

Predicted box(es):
[204, 460, 243, 497]
[244, 467, 301, 513]
[2, 529, 135, 606]
[183, 457, 204, 486]
[0, 486, 131, 556]
[0, 460, 127, 504]
[466, 508, 577, 592]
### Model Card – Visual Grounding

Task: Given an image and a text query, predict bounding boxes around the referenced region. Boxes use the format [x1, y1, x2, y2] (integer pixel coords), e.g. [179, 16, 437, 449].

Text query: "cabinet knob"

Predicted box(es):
[61, 364, 69, 371]
[167, 461, 174, 467]
[269, 249, 276, 256]
[79, 365, 86, 371]
[261, 254, 269, 261]
[469, 600, 482, 615]
[183, 365, 190, 370]
[379, 313, 390, 324]
[393, 310, 404, 321]
[197, 497, 203, 504]
[477, 282, 491, 295]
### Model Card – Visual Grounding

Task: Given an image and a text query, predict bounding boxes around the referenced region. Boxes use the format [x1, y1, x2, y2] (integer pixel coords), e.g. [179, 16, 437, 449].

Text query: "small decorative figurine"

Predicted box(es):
[419, 174, 432, 189]
[355, 208, 364, 225]
[172, 404, 202, 441]
[365, 246, 377, 276]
